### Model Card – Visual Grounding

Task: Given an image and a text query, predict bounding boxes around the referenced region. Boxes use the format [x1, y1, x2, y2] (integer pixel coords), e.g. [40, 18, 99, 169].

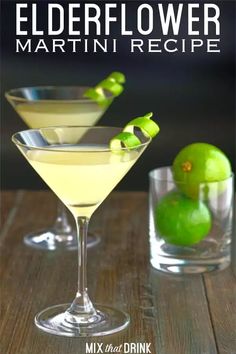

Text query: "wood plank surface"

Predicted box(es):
[204, 269, 236, 354]
[0, 191, 235, 354]
[0, 191, 22, 230]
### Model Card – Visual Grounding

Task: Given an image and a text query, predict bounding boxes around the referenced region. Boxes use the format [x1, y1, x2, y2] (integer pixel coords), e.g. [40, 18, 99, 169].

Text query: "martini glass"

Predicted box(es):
[12, 126, 151, 337]
[6, 86, 114, 250]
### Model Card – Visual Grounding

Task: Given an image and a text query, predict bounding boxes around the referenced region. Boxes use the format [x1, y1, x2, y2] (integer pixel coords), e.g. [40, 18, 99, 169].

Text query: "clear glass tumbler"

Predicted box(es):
[149, 167, 234, 274]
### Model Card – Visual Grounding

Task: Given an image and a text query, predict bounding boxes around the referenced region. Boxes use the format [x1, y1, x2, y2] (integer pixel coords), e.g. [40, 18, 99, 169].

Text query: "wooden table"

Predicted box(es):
[0, 191, 236, 354]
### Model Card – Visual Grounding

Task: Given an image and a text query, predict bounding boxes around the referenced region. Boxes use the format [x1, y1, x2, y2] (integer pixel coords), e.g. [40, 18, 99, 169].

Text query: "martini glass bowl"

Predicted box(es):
[6, 86, 114, 250]
[12, 126, 151, 337]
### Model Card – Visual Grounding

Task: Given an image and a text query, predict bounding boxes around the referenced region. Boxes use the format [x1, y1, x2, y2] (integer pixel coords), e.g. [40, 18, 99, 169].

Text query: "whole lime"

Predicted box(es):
[172, 143, 231, 199]
[155, 191, 212, 246]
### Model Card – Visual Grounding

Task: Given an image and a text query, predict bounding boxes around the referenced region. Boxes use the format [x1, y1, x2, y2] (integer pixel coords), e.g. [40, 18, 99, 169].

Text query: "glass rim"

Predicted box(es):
[149, 166, 234, 184]
[12, 126, 152, 153]
[5, 86, 115, 104]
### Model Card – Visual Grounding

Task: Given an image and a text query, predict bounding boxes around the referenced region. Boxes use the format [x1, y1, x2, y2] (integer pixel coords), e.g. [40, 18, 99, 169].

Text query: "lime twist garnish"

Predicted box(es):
[84, 71, 126, 107]
[110, 112, 160, 152]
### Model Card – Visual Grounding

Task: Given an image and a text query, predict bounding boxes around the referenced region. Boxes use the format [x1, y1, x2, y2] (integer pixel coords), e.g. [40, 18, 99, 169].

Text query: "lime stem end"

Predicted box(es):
[182, 161, 192, 172]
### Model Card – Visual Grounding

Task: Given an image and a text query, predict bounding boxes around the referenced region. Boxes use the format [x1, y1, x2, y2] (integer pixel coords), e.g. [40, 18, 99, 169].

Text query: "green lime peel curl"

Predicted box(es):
[110, 112, 160, 152]
[84, 71, 126, 107]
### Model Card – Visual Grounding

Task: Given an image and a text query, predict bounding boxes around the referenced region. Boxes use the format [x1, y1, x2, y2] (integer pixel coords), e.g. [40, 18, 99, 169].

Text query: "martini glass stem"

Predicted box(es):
[76, 217, 89, 297]
[65, 216, 96, 324]
[53, 201, 73, 236]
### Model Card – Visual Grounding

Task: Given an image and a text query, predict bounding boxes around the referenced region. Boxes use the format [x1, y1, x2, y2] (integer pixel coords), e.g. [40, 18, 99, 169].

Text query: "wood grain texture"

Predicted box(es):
[0, 191, 22, 231]
[0, 191, 235, 354]
[204, 269, 236, 354]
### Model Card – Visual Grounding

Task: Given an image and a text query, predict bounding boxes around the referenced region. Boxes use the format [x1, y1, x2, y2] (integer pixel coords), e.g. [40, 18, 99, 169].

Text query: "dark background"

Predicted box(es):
[1, 0, 235, 191]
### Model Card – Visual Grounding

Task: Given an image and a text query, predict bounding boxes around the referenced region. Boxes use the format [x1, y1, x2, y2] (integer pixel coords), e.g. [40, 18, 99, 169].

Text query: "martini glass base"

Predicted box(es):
[35, 303, 130, 337]
[24, 230, 100, 251]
